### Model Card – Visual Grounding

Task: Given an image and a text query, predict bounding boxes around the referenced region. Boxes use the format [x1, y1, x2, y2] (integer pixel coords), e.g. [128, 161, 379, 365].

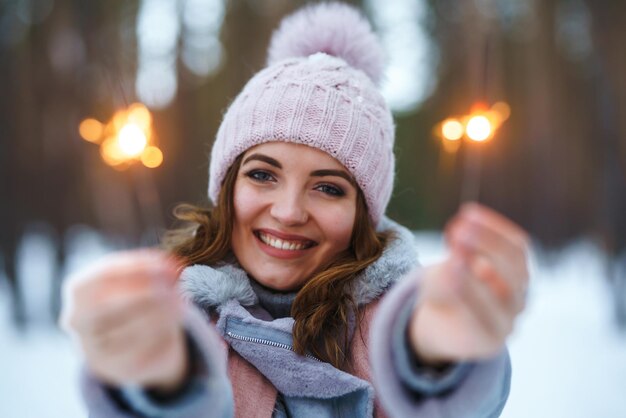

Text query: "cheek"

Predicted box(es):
[233, 183, 261, 226]
[320, 205, 355, 250]
[231, 184, 260, 261]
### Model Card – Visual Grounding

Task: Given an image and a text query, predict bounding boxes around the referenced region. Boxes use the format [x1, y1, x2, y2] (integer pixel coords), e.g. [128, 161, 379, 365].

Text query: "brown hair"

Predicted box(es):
[164, 154, 389, 369]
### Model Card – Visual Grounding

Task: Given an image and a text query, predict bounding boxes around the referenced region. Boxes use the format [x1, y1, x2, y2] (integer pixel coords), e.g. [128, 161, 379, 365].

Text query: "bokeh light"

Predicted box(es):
[112, 110, 129, 131]
[136, 0, 180, 109]
[181, 0, 225, 78]
[117, 123, 148, 157]
[441, 119, 464, 141]
[81, 103, 158, 169]
[466, 115, 492, 142]
[127, 103, 152, 130]
[141, 146, 163, 168]
[492, 101, 511, 122]
[78, 118, 103, 143]
[366, 0, 437, 113]
[100, 136, 126, 166]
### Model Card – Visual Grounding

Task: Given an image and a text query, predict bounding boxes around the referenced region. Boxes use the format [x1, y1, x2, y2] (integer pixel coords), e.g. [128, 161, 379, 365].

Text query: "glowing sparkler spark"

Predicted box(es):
[491, 101, 510, 122]
[434, 101, 510, 148]
[441, 119, 464, 141]
[466, 115, 492, 142]
[141, 146, 163, 168]
[127, 103, 152, 130]
[118, 123, 148, 157]
[79, 118, 104, 143]
[80, 102, 163, 169]
[100, 136, 127, 166]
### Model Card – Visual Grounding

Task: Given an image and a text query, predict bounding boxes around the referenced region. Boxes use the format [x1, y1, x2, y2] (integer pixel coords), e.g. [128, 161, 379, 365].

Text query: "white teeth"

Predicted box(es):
[258, 232, 309, 251]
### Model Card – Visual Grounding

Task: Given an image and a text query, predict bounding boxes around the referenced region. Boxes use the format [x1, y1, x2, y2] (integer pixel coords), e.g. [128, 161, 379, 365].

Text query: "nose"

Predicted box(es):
[270, 191, 309, 226]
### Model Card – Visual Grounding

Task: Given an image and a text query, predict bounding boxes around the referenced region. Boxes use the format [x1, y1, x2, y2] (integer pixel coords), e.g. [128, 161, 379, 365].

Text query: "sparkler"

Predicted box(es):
[432, 18, 514, 205]
[434, 101, 511, 202]
[78, 103, 166, 242]
[79, 103, 162, 169]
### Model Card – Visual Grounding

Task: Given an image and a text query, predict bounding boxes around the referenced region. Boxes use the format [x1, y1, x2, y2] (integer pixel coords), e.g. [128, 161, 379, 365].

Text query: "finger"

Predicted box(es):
[460, 202, 530, 249]
[470, 254, 525, 315]
[72, 286, 178, 337]
[445, 204, 529, 259]
[447, 215, 530, 298]
[451, 215, 527, 272]
[88, 297, 179, 358]
[87, 324, 177, 384]
[63, 252, 179, 322]
[470, 254, 512, 303]
[95, 254, 179, 296]
[70, 249, 178, 291]
[454, 259, 513, 341]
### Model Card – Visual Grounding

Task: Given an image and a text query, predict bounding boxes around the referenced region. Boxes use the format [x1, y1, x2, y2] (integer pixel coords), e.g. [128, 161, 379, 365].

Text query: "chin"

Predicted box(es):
[253, 270, 307, 292]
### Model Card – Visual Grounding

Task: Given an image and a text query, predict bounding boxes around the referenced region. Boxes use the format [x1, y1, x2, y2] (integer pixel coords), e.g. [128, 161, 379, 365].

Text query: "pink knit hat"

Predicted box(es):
[208, 2, 395, 225]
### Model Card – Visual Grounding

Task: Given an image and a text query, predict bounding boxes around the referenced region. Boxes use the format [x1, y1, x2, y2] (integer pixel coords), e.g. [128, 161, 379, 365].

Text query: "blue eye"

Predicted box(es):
[316, 184, 345, 197]
[245, 170, 275, 182]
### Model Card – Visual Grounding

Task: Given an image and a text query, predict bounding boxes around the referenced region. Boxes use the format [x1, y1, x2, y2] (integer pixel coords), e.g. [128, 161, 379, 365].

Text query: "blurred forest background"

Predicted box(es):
[1, 0, 625, 329]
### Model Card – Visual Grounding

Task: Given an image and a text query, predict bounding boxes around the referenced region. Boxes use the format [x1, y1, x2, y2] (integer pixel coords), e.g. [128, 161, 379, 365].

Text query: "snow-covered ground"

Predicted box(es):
[1, 228, 625, 418]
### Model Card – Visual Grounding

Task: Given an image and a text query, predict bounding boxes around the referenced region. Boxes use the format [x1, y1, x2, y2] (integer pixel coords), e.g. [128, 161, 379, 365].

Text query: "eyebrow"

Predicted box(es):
[310, 169, 356, 186]
[242, 152, 356, 186]
[242, 153, 282, 168]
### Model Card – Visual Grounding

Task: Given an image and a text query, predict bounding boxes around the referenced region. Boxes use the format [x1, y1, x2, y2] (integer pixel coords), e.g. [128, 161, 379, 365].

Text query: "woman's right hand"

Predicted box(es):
[60, 250, 189, 394]
[408, 203, 529, 364]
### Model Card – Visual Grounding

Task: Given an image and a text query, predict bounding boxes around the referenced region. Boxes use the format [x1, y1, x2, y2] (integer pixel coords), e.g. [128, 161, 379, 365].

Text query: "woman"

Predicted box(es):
[61, 3, 529, 417]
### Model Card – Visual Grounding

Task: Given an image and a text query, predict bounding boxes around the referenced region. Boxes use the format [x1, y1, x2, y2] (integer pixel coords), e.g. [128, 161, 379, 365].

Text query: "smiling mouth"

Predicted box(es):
[255, 231, 317, 251]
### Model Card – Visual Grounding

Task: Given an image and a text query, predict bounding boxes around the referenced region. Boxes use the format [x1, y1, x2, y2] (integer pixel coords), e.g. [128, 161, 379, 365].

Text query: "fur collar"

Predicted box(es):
[179, 216, 418, 310]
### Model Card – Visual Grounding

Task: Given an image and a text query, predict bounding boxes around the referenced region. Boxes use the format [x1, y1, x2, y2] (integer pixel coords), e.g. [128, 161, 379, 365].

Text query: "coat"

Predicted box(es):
[80, 218, 511, 418]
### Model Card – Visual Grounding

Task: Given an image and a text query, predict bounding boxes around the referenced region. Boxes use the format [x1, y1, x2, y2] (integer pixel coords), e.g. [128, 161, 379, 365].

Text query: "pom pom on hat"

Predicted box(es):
[267, 2, 385, 85]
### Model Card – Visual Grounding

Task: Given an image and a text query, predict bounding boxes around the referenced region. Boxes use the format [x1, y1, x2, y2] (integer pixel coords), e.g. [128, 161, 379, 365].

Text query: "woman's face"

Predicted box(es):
[231, 142, 357, 291]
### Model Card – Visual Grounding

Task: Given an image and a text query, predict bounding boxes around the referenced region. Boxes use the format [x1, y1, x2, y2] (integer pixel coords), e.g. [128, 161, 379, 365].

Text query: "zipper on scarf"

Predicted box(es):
[226, 331, 321, 362]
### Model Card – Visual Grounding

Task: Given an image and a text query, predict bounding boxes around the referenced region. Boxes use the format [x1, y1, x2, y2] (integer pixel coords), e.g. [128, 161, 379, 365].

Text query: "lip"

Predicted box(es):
[253, 229, 317, 260]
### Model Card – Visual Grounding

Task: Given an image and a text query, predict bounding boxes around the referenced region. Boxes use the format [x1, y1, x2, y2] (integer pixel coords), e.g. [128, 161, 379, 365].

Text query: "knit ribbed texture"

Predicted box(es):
[208, 4, 395, 225]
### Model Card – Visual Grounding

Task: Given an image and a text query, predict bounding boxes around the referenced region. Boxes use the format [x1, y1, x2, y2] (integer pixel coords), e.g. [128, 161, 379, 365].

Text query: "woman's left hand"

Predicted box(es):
[409, 203, 530, 364]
